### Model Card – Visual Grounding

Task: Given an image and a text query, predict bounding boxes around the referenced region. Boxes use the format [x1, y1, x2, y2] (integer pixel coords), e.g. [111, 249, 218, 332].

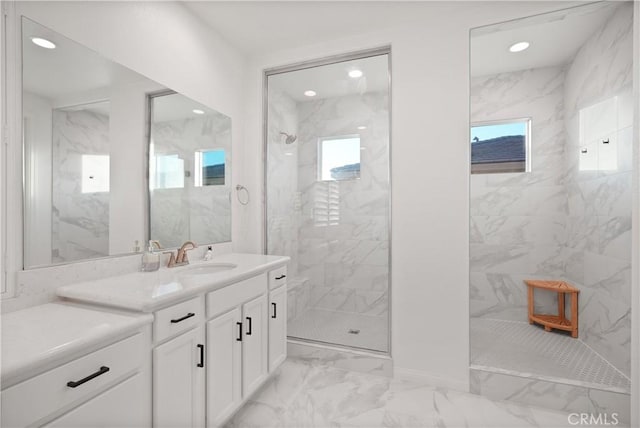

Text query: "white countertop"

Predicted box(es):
[1, 302, 153, 388]
[56, 253, 289, 312]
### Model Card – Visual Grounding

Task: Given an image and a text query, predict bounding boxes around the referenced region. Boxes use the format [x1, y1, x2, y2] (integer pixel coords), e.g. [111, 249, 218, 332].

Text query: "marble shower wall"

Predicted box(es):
[296, 92, 390, 320]
[562, 3, 633, 376]
[266, 88, 300, 278]
[470, 66, 568, 321]
[150, 112, 231, 248]
[52, 107, 110, 263]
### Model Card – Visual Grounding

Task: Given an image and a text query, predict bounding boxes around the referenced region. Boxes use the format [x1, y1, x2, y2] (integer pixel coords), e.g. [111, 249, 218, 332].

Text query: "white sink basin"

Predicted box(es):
[182, 263, 238, 275]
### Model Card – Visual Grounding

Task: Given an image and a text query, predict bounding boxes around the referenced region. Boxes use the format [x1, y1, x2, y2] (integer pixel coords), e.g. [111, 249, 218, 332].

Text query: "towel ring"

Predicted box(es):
[236, 185, 250, 205]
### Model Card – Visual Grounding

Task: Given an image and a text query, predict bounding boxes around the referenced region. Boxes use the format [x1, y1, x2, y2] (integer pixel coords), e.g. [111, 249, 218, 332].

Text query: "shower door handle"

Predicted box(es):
[271, 302, 277, 319]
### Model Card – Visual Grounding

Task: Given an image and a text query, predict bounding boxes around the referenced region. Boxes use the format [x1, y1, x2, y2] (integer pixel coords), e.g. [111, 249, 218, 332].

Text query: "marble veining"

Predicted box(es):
[226, 358, 589, 428]
[52, 107, 110, 263]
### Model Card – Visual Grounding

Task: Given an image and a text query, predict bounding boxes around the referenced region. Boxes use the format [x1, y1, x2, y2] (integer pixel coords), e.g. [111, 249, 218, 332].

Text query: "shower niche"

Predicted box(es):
[469, 2, 633, 422]
[264, 50, 391, 354]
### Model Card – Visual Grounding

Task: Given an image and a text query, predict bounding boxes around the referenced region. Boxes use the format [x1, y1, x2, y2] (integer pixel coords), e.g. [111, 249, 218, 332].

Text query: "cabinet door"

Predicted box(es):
[206, 307, 242, 427]
[268, 285, 287, 372]
[44, 373, 150, 428]
[242, 294, 268, 397]
[153, 326, 205, 428]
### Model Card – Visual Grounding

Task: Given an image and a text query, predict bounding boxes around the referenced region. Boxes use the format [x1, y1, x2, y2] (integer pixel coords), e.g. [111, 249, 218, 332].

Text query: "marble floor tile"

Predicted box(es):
[225, 358, 580, 428]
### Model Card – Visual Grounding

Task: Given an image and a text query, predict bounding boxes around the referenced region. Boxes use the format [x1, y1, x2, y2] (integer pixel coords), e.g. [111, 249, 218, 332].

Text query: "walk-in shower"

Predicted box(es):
[264, 49, 391, 354]
[469, 2, 633, 422]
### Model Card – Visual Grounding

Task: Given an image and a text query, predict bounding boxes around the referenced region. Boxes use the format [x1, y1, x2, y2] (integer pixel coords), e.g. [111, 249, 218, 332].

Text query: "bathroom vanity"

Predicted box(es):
[1, 253, 288, 428]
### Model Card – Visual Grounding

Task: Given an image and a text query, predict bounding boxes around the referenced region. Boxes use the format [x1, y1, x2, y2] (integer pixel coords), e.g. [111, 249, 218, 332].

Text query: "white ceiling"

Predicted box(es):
[153, 92, 229, 122]
[268, 53, 389, 102]
[470, 2, 618, 76]
[183, 1, 436, 55]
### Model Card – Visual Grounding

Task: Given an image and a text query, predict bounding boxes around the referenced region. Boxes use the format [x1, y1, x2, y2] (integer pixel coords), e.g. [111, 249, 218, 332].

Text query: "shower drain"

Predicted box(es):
[348, 329, 361, 335]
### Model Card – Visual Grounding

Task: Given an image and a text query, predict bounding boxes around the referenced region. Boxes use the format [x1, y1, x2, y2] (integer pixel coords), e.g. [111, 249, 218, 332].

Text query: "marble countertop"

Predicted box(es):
[1, 302, 153, 388]
[56, 253, 290, 313]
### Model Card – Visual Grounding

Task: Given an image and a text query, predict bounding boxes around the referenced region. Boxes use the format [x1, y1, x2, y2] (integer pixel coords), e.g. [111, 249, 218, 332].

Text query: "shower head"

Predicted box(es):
[280, 132, 297, 144]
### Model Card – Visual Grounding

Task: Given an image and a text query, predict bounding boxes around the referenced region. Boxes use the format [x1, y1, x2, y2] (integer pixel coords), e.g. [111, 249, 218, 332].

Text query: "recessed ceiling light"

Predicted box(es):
[304, 90, 317, 97]
[348, 69, 363, 78]
[509, 41, 530, 53]
[357, 126, 367, 130]
[31, 37, 56, 49]
[192, 109, 205, 115]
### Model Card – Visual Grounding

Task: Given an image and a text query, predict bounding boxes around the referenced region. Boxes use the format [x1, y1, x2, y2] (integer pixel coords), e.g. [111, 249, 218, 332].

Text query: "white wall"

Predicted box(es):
[240, 1, 582, 390]
[631, 2, 639, 426]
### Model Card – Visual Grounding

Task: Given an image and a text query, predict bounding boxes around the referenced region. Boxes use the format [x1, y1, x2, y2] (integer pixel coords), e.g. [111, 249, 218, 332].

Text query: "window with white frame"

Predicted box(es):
[318, 135, 361, 181]
[470, 119, 530, 174]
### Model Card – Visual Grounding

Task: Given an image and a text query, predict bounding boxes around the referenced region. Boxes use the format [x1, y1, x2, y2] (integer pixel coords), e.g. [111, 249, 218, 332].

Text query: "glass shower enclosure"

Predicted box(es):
[265, 49, 391, 353]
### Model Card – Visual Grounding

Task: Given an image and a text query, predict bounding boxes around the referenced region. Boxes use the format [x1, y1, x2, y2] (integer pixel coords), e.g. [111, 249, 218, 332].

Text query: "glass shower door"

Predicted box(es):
[265, 50, 391, 353]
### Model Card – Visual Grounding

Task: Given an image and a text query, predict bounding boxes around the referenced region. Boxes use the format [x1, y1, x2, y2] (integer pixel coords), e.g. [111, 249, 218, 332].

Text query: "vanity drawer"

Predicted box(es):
[1, 333, 145, 428]
[268, 266, 288, 290]
[207, 273, 267, 319]
[154, 296, 203, 344]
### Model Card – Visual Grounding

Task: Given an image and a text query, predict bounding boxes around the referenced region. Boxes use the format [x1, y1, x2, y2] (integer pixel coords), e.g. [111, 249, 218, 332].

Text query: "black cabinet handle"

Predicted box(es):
[67, 366, 110, 388]
[197, 344, 204, 368]
[246, 317, 252, 335]
[271, 302, 277, 319]
[275, 275, 286, 280]
[236, 322, 242, 341]
[171, 312, 195, 323]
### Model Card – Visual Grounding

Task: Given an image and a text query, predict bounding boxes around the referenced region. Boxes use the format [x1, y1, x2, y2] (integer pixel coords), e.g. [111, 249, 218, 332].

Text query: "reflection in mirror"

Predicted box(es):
[469, 1, 633, 400]
[22, 17, 162, 268]
[148, 92, 231, 249]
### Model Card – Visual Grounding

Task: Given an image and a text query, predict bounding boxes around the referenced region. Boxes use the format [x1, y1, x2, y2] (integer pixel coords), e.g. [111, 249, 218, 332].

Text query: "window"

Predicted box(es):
[154, 154, 184, 189]
[470, 119, 530, 174]
[81, 154, 110, 193]
[194, 149, 225, 186]
[318, 136, 361, 181]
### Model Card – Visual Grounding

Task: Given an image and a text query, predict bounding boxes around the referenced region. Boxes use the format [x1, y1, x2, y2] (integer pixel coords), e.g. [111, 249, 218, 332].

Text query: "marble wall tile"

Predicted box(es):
[52, 108, 110, 263]
[562, 4, 633, 375]
[150, 111, 232, 249]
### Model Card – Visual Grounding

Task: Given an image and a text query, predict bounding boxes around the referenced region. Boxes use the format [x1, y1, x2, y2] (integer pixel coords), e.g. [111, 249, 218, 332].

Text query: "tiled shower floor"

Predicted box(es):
[470, 318, 631, 393]
[288, 308, 388, 352]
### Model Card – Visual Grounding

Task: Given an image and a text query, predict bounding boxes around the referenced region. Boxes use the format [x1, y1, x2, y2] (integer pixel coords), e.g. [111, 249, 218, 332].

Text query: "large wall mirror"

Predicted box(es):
[148, 92, 231, 248]
[22, 17, 231, 269]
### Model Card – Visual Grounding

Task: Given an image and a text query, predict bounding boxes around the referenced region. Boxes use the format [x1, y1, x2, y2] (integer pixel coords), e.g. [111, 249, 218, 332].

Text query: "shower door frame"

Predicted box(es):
[262, 46, 393, 356]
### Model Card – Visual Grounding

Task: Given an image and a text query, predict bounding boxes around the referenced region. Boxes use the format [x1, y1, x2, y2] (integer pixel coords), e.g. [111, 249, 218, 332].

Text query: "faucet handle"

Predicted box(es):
[162, 251, 177, 268]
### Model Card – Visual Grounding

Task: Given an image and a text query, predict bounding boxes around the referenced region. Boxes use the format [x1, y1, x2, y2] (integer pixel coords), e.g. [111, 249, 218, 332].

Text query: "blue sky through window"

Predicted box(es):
[203, 150, 225, 166]
[471, 122, 526, 143]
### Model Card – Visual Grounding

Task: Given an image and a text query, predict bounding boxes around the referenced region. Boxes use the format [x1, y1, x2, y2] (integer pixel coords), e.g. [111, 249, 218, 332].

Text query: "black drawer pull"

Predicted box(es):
[275, 274, 286, 280]
[246, 317, 252, 335]
[236, 322, 243, 341]
[197, 344, 204, 368]
[67, 366, 110, 388]
[271, 302, 277, 319]
[171, 312, 195, 323]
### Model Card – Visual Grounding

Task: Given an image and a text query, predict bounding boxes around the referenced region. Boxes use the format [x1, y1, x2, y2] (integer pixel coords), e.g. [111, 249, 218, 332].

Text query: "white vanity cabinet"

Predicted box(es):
[205, 274, 270, 427]
[1, 331, 152, 428]
[268, 282, 287, 371]
[152, 297, 205, 428]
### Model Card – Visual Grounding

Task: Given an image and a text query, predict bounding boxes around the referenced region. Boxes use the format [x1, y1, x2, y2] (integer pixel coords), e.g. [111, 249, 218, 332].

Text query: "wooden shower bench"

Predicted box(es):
[524, 280, 580, 338]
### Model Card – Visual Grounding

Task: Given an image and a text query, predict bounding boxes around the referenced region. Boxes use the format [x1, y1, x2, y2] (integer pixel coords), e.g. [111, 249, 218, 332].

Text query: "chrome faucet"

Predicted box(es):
[164, 241, 197, 268]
